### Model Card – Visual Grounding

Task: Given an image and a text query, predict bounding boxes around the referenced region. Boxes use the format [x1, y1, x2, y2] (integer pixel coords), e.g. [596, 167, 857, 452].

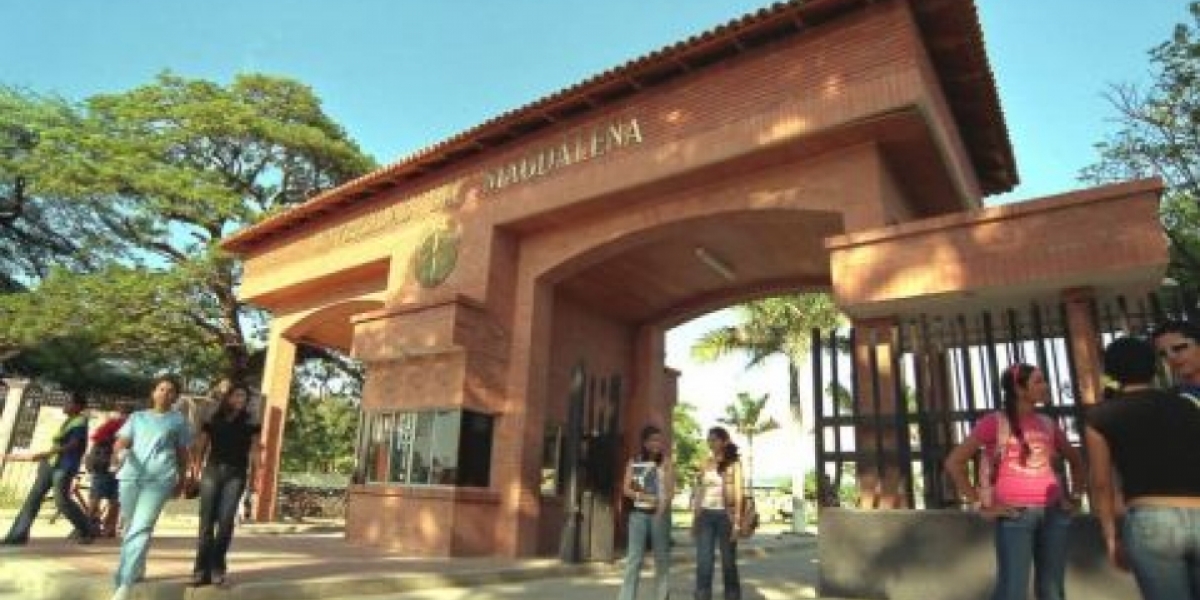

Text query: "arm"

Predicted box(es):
[658, 457, 675, 515]
[31, 432, 84, 462]
[247, 433, 261, 491]
[1085, 426, 1127, 570]
[730, 460, 745, 530]
[191, 430, 210, 478]
[621, 460, 638, 501]
[944, 434, 985, 506]
[1060, 437, 1086, 500]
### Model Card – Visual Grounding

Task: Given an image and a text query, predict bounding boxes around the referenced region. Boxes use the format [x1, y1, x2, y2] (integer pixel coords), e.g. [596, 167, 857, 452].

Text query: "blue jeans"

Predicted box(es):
[1123, 506, 1200, 600]
[3, 460, 90, 542]
[991, 506, 1071, 600]
[114, 479, 174, 587]
[90, 472, 119, 502]
[620, 509, 671, 600]
[694, 509, 740, 600]
[193, 464, 247, 580]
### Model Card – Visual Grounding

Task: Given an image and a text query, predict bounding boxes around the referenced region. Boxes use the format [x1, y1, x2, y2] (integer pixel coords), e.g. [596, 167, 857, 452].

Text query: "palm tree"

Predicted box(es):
[692, 294, 843, 431]
[692, 293, 843, 529]
[718, 391, 781, 489]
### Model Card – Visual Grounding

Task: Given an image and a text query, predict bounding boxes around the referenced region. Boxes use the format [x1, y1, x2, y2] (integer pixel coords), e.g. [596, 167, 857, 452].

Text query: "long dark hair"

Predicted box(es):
[638, 425, 665, 465]
[707, 426, 740, 474]
[999, 363, 1034, 462]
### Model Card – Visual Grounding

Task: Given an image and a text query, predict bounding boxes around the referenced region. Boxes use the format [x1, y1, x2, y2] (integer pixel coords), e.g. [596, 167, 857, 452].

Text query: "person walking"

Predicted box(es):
[2, 391, 93, 545]
[189, 382, 261, 587]
[1087, 336, 1200, 600]
[1152, 320, 1200, 396]
[110, 376, 191, 600]
[618, 424, 673, 600]
[692, 426, 743, 600]
[945, 363, 1086, 600]
[86, 403, 133, 538]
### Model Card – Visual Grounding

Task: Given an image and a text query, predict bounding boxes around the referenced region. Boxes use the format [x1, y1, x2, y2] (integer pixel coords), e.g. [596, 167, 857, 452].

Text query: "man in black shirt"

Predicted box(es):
[1086, 336, 1200, 600]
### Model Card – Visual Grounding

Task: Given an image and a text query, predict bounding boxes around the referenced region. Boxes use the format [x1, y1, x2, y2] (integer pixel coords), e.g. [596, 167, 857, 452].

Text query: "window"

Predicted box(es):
[357, 409, 494, 488]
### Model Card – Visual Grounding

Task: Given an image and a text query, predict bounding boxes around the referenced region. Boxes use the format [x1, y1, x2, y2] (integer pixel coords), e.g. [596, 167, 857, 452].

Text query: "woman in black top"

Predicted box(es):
[189, 382, 261, 586]
[1087, 336, 1200, 600]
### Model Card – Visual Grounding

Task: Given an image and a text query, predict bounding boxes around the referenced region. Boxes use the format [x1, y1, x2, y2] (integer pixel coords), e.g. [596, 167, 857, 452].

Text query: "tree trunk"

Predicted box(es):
[788, 359, 808, 533]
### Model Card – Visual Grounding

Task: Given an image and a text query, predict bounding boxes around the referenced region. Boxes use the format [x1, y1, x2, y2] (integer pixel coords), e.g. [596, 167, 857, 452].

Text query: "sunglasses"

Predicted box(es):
[1159, 342, 1195, 358]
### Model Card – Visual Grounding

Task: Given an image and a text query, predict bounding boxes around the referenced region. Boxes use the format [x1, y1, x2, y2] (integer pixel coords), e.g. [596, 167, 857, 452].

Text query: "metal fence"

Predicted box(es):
[813, 289, 1198, 510]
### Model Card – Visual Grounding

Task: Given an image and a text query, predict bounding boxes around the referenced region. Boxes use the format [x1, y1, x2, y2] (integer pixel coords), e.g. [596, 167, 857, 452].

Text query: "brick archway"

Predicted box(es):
[223, 0, 1166, 557]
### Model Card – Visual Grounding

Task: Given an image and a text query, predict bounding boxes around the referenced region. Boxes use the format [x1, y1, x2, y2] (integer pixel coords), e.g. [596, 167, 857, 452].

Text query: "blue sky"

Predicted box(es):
[2, 1, 1190, 476]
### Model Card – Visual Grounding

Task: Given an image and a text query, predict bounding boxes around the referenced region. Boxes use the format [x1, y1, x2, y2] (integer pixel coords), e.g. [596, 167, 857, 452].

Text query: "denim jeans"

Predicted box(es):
[991, 506, 1071, 600]
[1123, 505, 1200, 600]
[3, 460, 90, 542]
[193, 464, 247, 580]
[115, 479, 175, 587]
[620, 509, 671, 600]
[694, 509, 740, 600]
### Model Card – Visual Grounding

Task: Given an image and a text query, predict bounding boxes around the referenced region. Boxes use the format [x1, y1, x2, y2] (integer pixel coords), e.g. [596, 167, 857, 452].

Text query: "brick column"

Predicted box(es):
[254, 326, 297, 522]
[851, 317, 909, 509]
[1063, 287, 1104, 406]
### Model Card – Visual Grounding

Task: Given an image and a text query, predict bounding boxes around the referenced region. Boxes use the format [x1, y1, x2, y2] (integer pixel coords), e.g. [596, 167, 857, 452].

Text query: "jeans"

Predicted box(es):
[620, 509, 671, 600]
[1123, 506, 1200, 600]
[694, 509, 740, 600]
[114, 479, 175, 587]
[3, 460, 90, 542]
[193, 464, 247, 580]
[991, 506, 1071, 600]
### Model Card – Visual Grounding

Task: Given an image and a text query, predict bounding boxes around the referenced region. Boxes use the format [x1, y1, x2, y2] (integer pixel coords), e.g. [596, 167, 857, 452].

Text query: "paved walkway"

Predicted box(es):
[0, 512, 822, 600]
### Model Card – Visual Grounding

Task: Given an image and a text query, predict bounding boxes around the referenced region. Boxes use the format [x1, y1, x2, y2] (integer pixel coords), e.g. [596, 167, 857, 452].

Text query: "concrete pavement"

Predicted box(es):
[0, 511, 826, 600]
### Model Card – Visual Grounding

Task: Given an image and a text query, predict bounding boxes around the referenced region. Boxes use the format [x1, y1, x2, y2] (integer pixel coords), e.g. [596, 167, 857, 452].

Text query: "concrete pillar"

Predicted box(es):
[254, 326, 298, 522]
[0, 378, 32, 460]
[1063, 287, 1104, 406]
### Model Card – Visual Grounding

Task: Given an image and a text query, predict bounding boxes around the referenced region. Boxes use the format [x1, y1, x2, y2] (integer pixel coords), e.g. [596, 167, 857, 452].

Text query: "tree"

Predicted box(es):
[692, 294, 844, 432]
[691, 293, 843, 527]
[718, 391, 780, 490]
[672, 401, 705, 491]
[1080, 2, 1200, 295]
[0, 73, 376, 381]
[0, 87, 115, 291]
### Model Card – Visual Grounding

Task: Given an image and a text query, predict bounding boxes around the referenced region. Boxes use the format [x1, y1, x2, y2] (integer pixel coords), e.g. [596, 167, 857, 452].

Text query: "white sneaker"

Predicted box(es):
[110, 585, 130, 600]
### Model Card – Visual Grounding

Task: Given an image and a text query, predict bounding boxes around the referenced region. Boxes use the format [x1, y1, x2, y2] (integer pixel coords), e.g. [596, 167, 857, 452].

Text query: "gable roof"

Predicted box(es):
[223, 0, 1014, 254]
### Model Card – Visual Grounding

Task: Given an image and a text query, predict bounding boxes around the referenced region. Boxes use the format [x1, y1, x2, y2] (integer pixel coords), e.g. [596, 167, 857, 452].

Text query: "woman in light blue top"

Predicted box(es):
[109, 375, 191, 600]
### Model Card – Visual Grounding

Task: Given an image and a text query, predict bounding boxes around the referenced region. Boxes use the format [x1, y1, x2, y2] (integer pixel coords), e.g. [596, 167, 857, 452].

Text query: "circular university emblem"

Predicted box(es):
[413, 224, 461, 288]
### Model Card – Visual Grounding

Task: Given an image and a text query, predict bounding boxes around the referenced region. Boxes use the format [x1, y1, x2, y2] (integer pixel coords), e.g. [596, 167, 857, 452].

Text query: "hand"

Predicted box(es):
[1106, 537, 1130, 571]
[978, 503, 1020, 521]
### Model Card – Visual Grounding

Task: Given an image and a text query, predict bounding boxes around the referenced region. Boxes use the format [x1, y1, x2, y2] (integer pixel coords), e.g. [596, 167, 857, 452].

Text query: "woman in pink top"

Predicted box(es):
[946, 363, 1086, 600]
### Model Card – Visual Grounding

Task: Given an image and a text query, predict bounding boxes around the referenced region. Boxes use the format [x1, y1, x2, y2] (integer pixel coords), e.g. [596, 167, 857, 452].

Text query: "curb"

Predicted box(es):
[0, 534, 815, 600]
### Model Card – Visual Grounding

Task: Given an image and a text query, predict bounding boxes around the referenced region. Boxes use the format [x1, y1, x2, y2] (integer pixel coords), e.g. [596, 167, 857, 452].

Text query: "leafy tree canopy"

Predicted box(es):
[0, 73, 376, 383]
[1080, 2, 1200, 292]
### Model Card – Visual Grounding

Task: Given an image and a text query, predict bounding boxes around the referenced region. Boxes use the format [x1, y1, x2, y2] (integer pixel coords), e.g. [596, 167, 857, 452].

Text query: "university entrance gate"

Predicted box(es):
[222, 0, 1168, 558]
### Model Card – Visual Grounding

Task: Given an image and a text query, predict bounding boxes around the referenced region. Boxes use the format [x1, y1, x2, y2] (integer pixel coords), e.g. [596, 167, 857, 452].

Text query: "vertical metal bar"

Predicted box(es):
[868, 328, 886, 501]
[559, 363, 586, 563]
[982, 311, 1002, 411]
[812, 328, 827, 495]
[892, 322, 915, 507]
[1006, 308, 1023, 365]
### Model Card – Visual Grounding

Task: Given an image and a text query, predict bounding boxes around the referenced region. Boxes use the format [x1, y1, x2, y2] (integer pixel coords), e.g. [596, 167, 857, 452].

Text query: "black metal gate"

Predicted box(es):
[559, 363, 623, 563]
[813, 289, 1198, 509]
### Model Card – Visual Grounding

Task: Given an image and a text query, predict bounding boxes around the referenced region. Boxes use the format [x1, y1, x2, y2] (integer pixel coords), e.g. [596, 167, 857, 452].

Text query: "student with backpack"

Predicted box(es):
[87, 403, 134, 538]
[945, 363, 1086, 600]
